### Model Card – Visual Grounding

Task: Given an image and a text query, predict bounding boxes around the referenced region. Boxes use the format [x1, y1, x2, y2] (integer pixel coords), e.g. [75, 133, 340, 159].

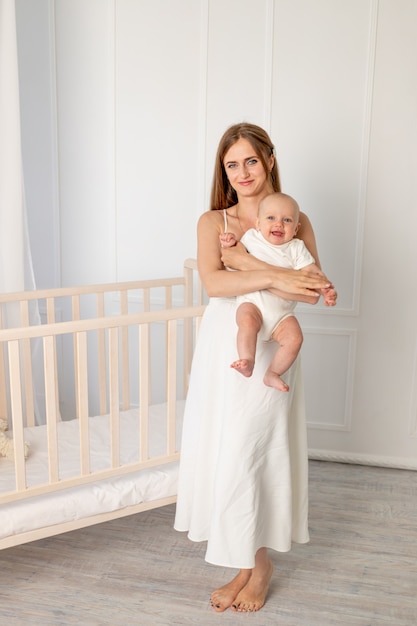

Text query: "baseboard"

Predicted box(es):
[308, 448, 417, 471]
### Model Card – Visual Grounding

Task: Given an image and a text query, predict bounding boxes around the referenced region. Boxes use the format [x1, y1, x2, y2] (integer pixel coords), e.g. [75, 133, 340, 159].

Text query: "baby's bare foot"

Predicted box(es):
[230, 359, 254, 377]
[231, 560, 273, 612]
[263, 370, 289, 392]
[210, 570, 251, 612]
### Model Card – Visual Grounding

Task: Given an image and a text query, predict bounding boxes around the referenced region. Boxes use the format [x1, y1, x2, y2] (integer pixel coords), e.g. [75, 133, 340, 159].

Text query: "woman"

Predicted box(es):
[174, 123, 332, 613]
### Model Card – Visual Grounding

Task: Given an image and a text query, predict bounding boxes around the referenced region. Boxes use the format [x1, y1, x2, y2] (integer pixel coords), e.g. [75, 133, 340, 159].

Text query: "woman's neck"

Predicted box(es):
[229, 198, 260, 235]
[227, 184, 274, 234]
[235, 192, 269, 223]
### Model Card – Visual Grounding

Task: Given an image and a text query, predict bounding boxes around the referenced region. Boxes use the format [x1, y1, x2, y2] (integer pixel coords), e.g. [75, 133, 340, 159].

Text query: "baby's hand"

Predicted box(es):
[219, 232, 238, 248]
[321, 286, 337, 307]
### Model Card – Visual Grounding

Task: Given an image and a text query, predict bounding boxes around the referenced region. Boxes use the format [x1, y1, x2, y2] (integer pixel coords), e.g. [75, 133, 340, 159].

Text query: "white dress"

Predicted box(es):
[174, 213, 310, 569]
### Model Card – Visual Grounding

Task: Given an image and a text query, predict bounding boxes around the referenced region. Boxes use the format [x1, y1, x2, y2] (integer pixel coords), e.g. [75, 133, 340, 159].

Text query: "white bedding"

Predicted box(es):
[0, 402, 184, 541]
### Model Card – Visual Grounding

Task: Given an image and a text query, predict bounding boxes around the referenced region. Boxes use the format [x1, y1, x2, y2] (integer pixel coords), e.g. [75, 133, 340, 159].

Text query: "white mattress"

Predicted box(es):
[0, 402, 184, 541]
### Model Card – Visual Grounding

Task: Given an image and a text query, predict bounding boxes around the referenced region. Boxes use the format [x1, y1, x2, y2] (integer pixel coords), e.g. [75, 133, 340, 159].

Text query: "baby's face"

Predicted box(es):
[257, 196, 300, 245]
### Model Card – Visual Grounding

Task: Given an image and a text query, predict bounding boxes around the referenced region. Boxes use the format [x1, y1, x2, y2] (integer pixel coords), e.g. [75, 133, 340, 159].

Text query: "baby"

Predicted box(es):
[220, 192, 337, 391]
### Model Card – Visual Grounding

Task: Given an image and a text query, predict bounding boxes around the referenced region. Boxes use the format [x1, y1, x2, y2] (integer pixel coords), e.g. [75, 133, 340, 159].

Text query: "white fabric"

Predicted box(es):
[174, 296, 310, 569]
[0, 0, 33, 294]
[237, 230, 315, 340]
[241, 229, 315, 271]
[0, 1, 42, 425]
[0, 402, 184, 541]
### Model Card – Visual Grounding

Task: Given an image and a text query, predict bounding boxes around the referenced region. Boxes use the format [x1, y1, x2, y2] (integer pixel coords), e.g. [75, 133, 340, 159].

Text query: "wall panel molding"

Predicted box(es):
[351, 0, 379, 316]
[303, 327, 356, 432]
[263, 0, 274, 131]
[197, 0, 209, 216]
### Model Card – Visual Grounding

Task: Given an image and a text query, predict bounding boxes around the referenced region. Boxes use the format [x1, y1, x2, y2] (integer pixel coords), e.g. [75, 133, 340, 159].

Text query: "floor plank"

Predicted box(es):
[1, 461, 416, 625]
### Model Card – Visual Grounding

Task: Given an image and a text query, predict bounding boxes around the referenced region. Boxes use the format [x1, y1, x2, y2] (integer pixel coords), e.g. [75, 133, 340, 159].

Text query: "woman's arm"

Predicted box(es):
[220, 211, 321, 272]
[297, 211, 322, 269]
[197, 211, 330, 301]
[217, 210, 331, 303]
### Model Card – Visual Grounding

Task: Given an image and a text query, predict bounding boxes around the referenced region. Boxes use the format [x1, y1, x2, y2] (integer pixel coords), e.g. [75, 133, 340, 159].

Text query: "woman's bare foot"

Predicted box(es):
[263, 369, 289, 392]
[231, 559, 273, 612]
[210, 569, 251, 612]
[231, 358, 254, 377]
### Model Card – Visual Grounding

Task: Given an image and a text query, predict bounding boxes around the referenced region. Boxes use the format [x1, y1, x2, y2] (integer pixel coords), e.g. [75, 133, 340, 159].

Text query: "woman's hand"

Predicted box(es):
[197, 210, 331, 301]
[221, 243, 332, 303]
[269, 267, 332, 303]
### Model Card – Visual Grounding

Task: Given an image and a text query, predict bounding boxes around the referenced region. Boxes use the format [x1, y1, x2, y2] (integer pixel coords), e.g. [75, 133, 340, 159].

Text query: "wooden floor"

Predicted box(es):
[1, 461, 416, 626]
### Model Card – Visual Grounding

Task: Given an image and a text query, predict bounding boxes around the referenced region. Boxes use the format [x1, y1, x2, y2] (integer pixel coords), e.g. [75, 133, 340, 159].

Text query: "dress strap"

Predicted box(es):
[223, 209, 228, 232]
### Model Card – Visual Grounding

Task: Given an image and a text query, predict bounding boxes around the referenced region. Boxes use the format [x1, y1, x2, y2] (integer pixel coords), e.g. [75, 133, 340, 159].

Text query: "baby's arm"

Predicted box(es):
[303, 263, 337, 306]
[219, 232, 238, 248]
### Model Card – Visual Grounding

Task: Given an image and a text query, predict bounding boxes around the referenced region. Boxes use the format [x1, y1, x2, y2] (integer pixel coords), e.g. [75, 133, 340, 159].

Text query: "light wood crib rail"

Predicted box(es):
[0, 259, 205, 549]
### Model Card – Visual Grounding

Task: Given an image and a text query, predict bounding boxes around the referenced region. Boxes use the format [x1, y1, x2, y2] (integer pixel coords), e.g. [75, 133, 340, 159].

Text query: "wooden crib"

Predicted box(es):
[0, 259, 205, 550]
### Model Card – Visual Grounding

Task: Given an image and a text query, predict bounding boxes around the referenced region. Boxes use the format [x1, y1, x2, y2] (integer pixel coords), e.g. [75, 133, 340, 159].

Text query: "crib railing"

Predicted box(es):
[0, 304, 205, 505]
[0, 306, 204, 503]
[0, 259, 202, 323]
[0, 260, 206, 505]
[0, 259, 204, 427]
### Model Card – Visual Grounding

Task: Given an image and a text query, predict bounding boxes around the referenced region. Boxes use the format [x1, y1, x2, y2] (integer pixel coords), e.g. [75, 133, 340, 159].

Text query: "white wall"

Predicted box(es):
[16, 0, 417, 468]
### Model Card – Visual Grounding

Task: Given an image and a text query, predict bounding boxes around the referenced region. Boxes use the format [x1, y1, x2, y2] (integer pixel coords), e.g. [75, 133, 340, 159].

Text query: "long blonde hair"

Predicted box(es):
[210, 123, 281, 211]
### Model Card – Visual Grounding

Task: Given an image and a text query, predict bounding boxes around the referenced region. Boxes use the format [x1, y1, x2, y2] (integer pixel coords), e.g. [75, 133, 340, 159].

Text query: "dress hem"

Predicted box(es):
[204, 537, 310, 569]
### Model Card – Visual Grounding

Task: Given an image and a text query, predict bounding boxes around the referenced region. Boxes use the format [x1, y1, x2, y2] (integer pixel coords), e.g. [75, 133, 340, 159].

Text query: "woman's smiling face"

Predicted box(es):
[223, 138, 274, 200]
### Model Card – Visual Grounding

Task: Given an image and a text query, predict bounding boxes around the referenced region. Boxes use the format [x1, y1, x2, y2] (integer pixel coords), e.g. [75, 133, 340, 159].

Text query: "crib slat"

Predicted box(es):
[166, 319, 177, 455]
[76, 331, 90, 475]
[45, 299, 61, 423]
[72, 295, 81, 418]
[20, 302, 35, 427]
[19, 301, 29, 326]
[139, 324, 150, 461]
[8, 340, 27, 490]
[0, 344, 6, 420]
[72, 295, 81, 321]
[165, 286, 172, 310]
[164, 287, 173, 400]
[109, 327, 120, 468]
[142, 289, 151, 402]
[46, 297, 55, 323]
[96, 293, 108, 415]
[143, 288, 150, 313]
[22, 339, 35, 427]
[120, 291, 130, 410]
[0, 306, 7, 420]
[43, 335, 59, 483]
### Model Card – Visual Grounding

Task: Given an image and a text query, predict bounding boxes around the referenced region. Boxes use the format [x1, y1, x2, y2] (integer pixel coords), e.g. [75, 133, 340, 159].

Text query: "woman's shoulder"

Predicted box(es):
[198, 209, 225, 229]
[198, 206, 241, 236]
[199, 208, 224, 219]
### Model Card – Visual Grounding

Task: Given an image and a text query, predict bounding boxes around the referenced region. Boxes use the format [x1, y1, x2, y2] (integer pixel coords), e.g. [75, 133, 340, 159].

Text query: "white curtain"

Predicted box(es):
[0, 0, 36, 297]
[0, 0, 43, 425]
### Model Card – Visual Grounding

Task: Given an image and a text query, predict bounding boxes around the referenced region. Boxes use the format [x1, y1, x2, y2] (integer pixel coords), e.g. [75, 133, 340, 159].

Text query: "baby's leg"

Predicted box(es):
[264, 316, 303, 391]
[231, 303, 263, 377]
